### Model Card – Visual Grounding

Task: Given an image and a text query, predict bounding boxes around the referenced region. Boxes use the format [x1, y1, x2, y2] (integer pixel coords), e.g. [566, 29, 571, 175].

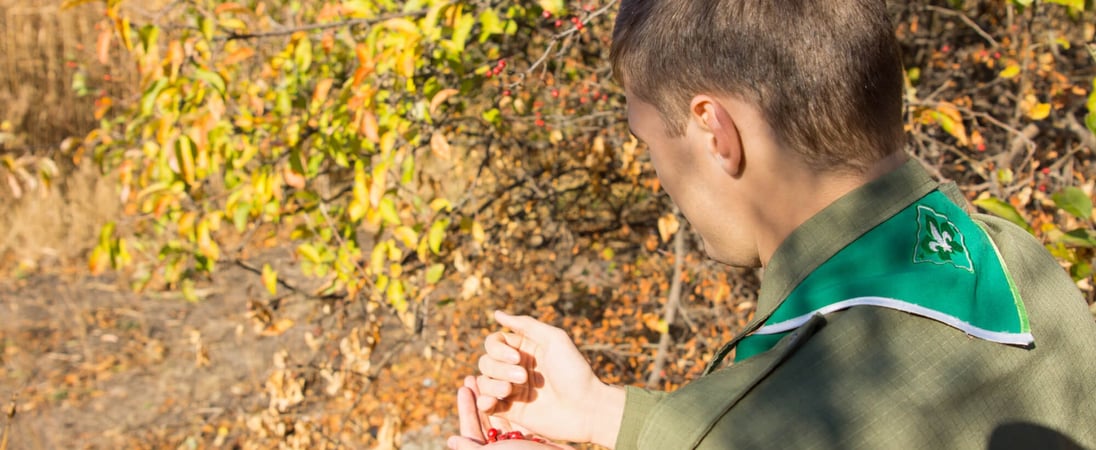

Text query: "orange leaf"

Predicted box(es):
[221, 46, 255, 66]
[312, 78, 335, 106]
[261, 319, 295, 337]
[282, 164, 305, 189]
[214, 2, 248, 15]
[360, 110, 379, 142]
[430, 131, 451, 160]
[94, 96, 113, 120]
[657, 214, 679, 243]
[96, 25, 112, 64]
[429, 88, 459, 116]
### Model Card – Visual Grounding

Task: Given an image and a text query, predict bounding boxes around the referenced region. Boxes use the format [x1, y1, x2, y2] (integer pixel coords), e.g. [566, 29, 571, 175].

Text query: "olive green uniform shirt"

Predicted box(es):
[615, 161, 1096, 449]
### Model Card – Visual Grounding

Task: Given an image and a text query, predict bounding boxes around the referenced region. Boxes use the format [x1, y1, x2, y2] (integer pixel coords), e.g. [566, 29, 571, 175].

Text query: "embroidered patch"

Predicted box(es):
[914, 205, 974, 272]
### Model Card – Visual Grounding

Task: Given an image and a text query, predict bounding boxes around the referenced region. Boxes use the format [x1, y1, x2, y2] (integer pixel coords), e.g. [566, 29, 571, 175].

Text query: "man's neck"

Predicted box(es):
[755, 151, 910, 267]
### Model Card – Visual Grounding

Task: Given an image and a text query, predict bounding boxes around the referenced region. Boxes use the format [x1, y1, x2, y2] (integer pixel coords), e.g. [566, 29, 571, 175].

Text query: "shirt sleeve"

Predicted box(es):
[614, 386, 667, 449]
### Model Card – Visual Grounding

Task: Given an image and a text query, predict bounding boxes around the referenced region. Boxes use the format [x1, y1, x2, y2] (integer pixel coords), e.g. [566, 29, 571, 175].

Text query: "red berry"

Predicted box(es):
[555, 19, 562, 27]
[487, 428, 500, 442]
[571, 16, 580, 24]
[542, 10, 552, 19]
[502, 89, 511, 97]
[535, 119, 546, 127]
[551, 89, 560, 98]
[994, 52, 1001, 59]
[506, 431, 524, 440]
[1038, 184, 1047, 192]
[941, 44, 951, 53]
[1041, 167, 1051, 175]
[976, 142, 986, 152]
[497, 59, 506, 68]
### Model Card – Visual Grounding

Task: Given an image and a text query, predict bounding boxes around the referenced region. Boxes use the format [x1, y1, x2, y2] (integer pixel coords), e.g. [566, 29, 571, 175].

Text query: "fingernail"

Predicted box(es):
[508, 351, 521, 363]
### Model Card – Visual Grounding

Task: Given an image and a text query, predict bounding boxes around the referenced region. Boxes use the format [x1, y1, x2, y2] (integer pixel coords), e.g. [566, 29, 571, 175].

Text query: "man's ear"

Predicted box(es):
[690, 95, 743, 177]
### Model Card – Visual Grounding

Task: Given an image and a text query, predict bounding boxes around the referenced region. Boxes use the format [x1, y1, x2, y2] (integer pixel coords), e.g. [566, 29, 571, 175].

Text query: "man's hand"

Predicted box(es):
[448, 376, 570, 450]
[473, 311, 625, 448]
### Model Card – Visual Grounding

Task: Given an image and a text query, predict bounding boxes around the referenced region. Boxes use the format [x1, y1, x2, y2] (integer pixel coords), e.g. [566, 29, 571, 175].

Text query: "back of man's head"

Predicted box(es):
[611, 0, 906, 173]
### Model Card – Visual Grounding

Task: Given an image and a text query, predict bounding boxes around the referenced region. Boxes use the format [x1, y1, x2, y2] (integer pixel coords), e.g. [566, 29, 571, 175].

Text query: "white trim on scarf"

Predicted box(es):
[752, 296, 1034, 346]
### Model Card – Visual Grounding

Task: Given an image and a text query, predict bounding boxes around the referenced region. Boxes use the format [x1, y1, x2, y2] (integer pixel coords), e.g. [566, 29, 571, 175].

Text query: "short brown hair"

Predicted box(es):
[611, 0, 906, 172]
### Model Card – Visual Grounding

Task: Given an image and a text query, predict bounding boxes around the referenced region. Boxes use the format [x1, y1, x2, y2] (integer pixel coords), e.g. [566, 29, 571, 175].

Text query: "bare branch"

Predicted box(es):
[217, 9, 432, 41]
[647, 210, 686, 389]
[925, 5, 1000, 49]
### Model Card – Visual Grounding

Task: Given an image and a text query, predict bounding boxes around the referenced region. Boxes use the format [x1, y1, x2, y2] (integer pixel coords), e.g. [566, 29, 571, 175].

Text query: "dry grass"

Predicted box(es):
[0, 0, 131, 151]
[0, 160, 119, 274]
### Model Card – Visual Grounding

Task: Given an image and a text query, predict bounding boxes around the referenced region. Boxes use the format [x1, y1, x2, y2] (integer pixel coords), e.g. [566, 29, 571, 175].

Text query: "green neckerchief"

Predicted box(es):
[734, 190, 1032, 361]
[703, 160, 1030, 374]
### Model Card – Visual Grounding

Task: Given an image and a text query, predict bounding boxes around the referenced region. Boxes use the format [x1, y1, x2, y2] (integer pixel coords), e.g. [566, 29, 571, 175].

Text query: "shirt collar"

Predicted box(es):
[755, 159, 940, 326]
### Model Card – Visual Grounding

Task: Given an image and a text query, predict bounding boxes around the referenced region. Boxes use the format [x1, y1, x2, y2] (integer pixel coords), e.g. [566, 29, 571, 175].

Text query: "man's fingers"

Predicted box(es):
[484, 332, 523, 364]
[476, 375, 514, 400]
[478, 354, 527, 384]
[494, 311, 561, 344]
[456, 386, 484, 441]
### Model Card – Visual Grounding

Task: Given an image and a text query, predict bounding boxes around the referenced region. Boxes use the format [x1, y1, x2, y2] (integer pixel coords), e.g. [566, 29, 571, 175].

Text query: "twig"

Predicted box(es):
[1, 393, 14, 450]
[217, 9, 432, 41]
[646, 211, 686, 389]
[509, 0, 619, 87]
[924, 5, 1000, 48]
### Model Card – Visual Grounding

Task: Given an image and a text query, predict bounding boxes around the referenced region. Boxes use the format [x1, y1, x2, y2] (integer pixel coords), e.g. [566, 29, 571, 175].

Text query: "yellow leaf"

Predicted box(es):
[393, 226, 419, 248]
[657, 214, 680, 243]
[929, 104, 969, 146]
[89, 245, 111, 275]
[429, 198, 452, 212]
[429, 219, 450, 254]
[1000, 64, 1021, 79]
[349, 164, 368, 222]
[262, 264, 278, 296]
[471, 220, 485, 244]
[1027, 102, 1052, 121]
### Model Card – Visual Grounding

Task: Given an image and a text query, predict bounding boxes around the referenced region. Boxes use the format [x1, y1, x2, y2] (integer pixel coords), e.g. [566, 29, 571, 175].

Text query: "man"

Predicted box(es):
[448, 0, 1096, 448]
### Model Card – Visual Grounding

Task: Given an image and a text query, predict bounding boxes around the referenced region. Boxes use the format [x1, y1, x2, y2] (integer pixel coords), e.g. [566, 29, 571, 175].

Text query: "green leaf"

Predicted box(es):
[425, 263, 445, 284]
[140, 78, 168, 117]
[973, 197, 1033, 233]
[193, 69, 226, 96]
[449, 12, 475, 52]
[478, 9, 503, 42]
[1055, 228, 1096, 248]
[1051, 187, 1093, 220]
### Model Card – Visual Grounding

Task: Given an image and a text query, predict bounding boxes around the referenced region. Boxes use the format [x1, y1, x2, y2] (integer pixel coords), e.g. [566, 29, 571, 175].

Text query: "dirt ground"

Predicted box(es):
[0, 264, 461, 450]
[0, 164, 465, 449]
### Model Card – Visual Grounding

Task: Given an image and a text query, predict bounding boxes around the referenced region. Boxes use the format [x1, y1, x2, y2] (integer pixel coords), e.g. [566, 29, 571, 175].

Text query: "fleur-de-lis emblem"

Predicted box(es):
[927, 221, 954, 253]
[914, 205, 973, 272]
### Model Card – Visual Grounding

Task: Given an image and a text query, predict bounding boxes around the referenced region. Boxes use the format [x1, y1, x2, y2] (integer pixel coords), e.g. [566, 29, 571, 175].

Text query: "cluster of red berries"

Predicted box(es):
[486, 428, 546, 444]
[485, 59, 507, 79]
[541, 10, 585, 30]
